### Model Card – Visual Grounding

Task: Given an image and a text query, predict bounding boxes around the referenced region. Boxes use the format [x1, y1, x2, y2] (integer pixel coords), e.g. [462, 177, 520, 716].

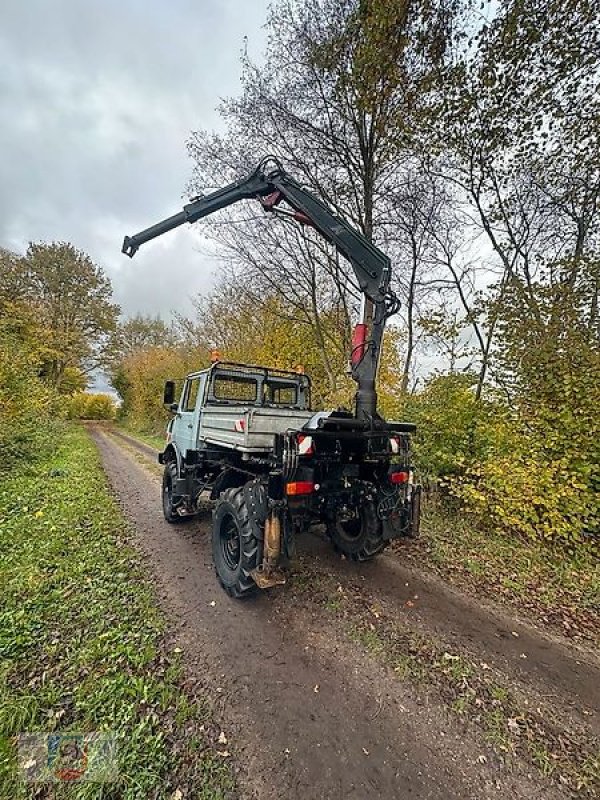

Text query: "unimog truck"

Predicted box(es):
[122, 157, 421, 597]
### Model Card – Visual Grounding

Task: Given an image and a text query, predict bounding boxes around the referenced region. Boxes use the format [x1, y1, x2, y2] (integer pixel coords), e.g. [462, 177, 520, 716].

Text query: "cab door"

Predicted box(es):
[172, 375, 205, 458]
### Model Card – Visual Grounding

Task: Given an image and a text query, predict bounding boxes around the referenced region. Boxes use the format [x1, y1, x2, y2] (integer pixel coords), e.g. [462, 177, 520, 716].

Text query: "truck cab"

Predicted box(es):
[164, 361, 313, 467]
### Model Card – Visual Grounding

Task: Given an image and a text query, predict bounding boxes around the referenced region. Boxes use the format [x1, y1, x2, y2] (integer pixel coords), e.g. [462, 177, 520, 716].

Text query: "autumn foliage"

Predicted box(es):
[66, 393, 117, 420]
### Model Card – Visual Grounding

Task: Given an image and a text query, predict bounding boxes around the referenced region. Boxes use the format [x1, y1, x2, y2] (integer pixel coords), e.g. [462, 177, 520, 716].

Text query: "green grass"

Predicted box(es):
[0, 424, 236, 800]
[395, 503, 600, 646]
[117, 422, 166, 452]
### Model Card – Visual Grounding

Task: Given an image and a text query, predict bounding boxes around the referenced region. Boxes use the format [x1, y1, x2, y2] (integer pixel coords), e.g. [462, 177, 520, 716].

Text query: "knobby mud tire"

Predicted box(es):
[327, 500, 388, 562]
[212, 487, 260, 598]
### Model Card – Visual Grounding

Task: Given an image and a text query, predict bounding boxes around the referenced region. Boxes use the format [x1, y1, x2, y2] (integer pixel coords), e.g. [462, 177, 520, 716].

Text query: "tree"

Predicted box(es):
[0, 249, 60, 467]
[0, 242, 120, 388]
[418, 0, 600, 393]
[113, 314, 177, 355]
[186, 0, 456, 394]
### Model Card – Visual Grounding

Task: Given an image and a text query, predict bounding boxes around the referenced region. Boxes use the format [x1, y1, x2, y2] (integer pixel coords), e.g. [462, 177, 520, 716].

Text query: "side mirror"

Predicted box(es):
[163, 380, 175, 406]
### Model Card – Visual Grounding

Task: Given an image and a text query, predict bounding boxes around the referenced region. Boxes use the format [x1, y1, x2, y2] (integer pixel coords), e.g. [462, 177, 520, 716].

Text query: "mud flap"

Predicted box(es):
[173, 477, 189, 496]
[410, 485, 422, 539]
[381, 485, 422, 540]
[382, 504, 410, 540]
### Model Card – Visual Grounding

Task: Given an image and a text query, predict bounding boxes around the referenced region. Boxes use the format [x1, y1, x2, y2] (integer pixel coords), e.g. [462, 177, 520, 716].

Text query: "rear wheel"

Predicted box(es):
[212, 487, 260, 598]
[327, 500, 387, 562]
[162, 461, 191, 524]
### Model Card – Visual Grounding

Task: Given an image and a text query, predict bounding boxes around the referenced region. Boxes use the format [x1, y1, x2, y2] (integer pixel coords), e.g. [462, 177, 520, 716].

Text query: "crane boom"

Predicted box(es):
[122, 157, 399, 420]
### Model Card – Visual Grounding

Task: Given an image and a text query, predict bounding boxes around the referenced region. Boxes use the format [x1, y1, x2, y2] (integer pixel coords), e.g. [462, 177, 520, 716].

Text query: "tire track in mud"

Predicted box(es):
[299, 532, 600, 732]
[89, 425, 592, 800]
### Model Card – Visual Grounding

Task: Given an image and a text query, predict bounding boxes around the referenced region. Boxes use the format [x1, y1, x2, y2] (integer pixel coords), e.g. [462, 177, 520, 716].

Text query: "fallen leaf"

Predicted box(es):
[442, 652, 459, 661]
[507, 718, 521, 735]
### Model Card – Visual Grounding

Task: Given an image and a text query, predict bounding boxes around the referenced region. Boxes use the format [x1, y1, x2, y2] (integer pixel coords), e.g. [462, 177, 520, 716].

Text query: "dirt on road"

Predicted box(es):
[90, 426, 599, 800]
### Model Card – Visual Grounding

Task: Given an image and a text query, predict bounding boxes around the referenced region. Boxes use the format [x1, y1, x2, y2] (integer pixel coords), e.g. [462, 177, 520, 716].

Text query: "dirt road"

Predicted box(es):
[90, 426, 598, 800]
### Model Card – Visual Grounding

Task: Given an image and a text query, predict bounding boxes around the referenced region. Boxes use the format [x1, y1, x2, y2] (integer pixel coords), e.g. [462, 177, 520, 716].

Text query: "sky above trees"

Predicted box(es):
[0, 0, 269, 317]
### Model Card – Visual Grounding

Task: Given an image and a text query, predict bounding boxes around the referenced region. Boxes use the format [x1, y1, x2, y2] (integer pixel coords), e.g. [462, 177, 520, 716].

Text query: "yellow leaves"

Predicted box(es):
[66, 393, 117, 421]
[454, 449, 597, 548]
[117, 345, 208, 431]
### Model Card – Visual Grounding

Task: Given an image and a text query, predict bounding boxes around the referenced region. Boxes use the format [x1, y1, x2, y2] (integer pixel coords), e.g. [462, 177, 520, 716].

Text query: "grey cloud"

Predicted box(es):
[0, 0, 268, 318]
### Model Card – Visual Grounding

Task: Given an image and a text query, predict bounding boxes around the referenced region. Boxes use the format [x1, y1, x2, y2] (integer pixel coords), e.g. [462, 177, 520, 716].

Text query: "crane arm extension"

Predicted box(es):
[122, 159, 392, 305]
[265, 171, 391, 304]
[122, 169, 268, 257]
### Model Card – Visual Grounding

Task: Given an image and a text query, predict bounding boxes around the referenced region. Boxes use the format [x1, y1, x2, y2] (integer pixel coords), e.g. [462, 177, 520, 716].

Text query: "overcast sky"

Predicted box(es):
[0, 0, 270, 318]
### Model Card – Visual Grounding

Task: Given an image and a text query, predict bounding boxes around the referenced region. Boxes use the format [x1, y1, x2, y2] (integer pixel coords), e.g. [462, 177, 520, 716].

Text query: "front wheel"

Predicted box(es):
[327, 500, 387, 562]
[162, 462, 191, 524]
[212, 487, 260, 598]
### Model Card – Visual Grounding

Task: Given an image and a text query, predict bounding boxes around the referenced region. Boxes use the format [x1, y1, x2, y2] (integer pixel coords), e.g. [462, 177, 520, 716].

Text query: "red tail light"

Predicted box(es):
[390, 471, 409, 485]
[286, 481, 315, 496]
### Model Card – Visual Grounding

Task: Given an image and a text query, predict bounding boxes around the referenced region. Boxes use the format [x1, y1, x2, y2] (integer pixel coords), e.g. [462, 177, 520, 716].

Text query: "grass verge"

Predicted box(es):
[0, 423, 236, 800]
[394, 503, 600, 647]
[117, 422, 166, 452]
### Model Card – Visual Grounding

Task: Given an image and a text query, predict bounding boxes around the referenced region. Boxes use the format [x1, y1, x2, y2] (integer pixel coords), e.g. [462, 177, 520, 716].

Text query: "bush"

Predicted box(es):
[396, 373, 508, 485]
[454, 443, 598, 549]
[395, 372, 599, 549]
[0, 325, 59, 471]
[112, 346, 207, 434]
[66, 392, 117, 420]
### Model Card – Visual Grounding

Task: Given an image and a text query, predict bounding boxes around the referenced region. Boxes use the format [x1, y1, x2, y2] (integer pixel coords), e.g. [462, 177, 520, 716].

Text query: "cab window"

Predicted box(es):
[183, 378, 200, 412]
[266, 382, 297, 406]
[213, 375, 258, 403]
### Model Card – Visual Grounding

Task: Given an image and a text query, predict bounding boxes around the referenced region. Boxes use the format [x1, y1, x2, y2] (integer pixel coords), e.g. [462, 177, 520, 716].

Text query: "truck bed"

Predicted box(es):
[199, 405, 314, 453]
